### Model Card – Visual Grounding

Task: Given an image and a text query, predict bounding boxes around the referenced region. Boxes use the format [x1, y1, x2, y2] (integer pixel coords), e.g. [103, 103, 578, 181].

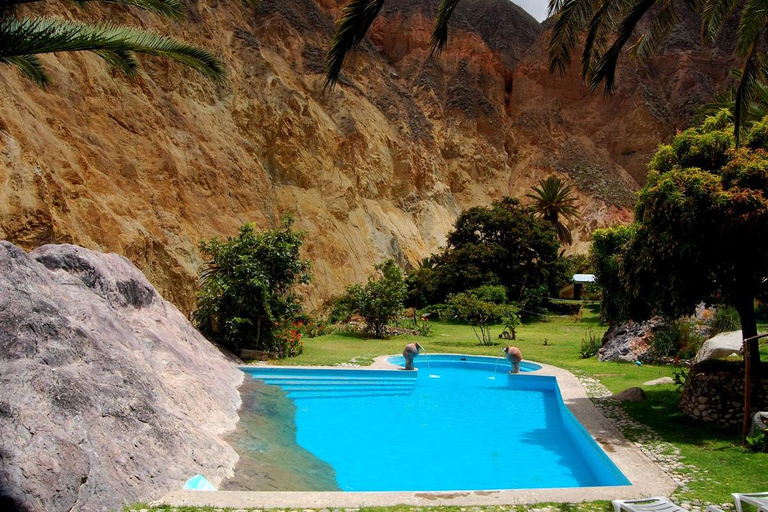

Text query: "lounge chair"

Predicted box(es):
[733, 492, 768, 512]
[613, 497, 684, 512]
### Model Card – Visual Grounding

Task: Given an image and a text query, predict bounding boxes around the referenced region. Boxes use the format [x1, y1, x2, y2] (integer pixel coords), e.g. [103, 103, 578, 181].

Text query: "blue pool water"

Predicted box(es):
[240, 355, 629, 491]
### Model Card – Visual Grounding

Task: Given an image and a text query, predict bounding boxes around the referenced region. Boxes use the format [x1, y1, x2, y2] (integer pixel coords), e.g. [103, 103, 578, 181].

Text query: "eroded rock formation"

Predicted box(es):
[0, 242, 243, 511]
[0, 0, 735, 313]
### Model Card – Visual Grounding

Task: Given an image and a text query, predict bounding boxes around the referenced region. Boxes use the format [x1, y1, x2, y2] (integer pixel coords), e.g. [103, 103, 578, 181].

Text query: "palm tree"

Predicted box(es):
[704, 68, 768, 126]
[526, 176, 580, 245]
[546, 0, 768, 147]
[0, 0, 224, 87]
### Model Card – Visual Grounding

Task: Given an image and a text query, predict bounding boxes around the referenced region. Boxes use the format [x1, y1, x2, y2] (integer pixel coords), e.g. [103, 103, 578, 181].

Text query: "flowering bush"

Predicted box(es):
[273, 323, 303, 358]
[291, 315, 330, 338]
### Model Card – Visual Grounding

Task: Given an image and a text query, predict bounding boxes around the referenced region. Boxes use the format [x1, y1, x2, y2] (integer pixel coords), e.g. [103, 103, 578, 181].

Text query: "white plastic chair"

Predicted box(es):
[613, 497, 684, 512]
[733, 492, 768, 512]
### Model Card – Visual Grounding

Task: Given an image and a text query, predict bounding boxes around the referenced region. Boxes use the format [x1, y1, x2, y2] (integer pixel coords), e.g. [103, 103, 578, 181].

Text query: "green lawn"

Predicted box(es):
[264, 308, 768, 504]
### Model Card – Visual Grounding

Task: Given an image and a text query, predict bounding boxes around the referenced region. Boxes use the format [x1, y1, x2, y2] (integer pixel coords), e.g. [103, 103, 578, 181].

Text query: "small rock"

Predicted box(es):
[644, 377, 675, 386]
[611, 387, 647, 402]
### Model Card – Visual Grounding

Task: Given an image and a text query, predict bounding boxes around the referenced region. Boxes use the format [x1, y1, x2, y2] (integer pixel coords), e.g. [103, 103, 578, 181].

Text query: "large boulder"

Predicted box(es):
[0, 242, 243, 512]
[598, 317, 664, 362]
[695, 330, 743, 363]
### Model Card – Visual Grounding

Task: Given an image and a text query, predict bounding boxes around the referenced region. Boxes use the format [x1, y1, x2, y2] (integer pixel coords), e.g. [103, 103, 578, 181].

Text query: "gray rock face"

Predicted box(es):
[598, 318, 665, 362]
[0, 242, 243, 512]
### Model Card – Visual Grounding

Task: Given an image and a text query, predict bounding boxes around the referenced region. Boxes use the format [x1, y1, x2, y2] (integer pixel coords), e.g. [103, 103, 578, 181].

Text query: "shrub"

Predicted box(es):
[745, 430, 767, 453]
[501, 306, 522, 340]
[710, 305, 741, 335]
[590, 225, 636, 323]
[469, 285, 508, 304]
[579, 328, 601, 358]
[333, 259, 407, 338]
[291, 314, 330, 338]
[273, 323, 303, 358]
[651, 318, 704, 360]
[546, 299, 583, 315]
[194, 218, 311, 356]
[673, 367, 688, 392]
[445, 289, 510, 346]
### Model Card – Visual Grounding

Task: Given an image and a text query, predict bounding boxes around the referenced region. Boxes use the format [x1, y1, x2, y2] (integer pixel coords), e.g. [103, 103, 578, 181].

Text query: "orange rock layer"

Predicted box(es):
[0, 0, 734, 313]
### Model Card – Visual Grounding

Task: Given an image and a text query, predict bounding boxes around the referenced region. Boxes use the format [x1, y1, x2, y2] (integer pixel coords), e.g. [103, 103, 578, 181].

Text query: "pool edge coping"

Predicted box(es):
[160, 355, 677, 508]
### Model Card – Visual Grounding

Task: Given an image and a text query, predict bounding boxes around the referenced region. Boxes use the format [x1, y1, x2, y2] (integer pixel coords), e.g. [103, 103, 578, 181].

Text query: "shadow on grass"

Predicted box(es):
[622, 387, 742, 447]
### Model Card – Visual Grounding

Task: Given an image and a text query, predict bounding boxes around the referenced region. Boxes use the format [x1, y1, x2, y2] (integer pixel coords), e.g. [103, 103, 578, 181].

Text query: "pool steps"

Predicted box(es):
[241, 368, 417, 399]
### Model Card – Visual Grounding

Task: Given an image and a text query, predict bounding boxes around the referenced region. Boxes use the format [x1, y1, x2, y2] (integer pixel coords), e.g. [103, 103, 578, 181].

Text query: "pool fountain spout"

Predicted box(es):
[402, 342, 422, 370]
[504, 346, 523, 374]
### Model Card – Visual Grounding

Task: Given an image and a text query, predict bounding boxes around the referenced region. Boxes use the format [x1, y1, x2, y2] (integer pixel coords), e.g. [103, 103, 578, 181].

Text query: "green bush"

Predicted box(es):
[579, 328, 601, 359]
[547, 299, 584, 315]
[468, 285, 508, 304]
[332, 259, 407, 338]
[590, 225, 636, 323]
[445, 288, 511, 346]
[194, 219, 311, 357]
[651, 318, 704, 360]
[710, 305, 741, 335]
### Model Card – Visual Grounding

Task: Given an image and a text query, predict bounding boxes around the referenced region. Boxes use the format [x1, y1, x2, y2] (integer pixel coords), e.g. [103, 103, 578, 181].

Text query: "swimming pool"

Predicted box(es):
[237, 354, 629, 492]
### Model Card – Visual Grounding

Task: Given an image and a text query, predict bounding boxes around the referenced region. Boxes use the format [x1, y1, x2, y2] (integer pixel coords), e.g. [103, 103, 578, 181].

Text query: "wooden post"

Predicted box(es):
[743, 336, 751, 447]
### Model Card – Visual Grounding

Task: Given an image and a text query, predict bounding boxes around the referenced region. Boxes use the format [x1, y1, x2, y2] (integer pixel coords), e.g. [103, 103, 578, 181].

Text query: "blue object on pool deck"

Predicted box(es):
[183, 474, 216, 491]
[240, 355, 629, 492]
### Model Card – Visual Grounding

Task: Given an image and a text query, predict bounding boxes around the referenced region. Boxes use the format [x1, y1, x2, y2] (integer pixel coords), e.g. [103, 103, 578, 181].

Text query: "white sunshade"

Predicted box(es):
[573, 274, 596, 283]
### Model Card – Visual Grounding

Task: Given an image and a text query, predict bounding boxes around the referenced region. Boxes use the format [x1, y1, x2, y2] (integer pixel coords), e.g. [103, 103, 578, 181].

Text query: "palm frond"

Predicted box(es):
[703, 67, 768, 124]
[429, 0, 462, 58]
[548, 0, 599, 77]
[734, 48, 762, 147]
[2, 0, 185, 18]
[72, 0, 185, 18]
[324, 0, 386, 89]
[1, 54, 48, 86]
[589, 0, 658, 94]
[581, 0, 626, 80]
[0, 17, 225, 84]
[736, 0, 768, 59]
[701, 0, 739, 43]
[630, 0, 679, 60]
[94, 49, 139, 75]
[548, 0, 571, 17]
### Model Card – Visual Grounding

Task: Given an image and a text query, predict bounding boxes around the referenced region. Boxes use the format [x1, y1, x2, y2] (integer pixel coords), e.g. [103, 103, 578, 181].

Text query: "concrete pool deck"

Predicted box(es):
[160, 355, 676, 508]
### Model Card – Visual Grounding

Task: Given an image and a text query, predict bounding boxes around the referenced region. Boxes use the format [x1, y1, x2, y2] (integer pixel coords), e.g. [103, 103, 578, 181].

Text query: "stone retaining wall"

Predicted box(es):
[679, 361, 768, 429]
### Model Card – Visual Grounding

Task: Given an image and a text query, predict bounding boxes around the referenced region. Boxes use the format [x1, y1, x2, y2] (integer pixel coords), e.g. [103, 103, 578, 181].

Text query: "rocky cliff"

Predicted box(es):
[0, 242, 243, 511]
[0, 0, 735, 313]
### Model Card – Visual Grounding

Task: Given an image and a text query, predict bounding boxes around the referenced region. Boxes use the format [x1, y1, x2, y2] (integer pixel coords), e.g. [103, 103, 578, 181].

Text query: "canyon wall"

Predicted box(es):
[0, 0, 735, 313]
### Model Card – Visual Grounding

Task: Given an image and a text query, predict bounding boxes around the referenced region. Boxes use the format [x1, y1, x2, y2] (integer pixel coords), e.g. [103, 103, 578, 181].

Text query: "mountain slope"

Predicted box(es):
[0, 0, 733, 313]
